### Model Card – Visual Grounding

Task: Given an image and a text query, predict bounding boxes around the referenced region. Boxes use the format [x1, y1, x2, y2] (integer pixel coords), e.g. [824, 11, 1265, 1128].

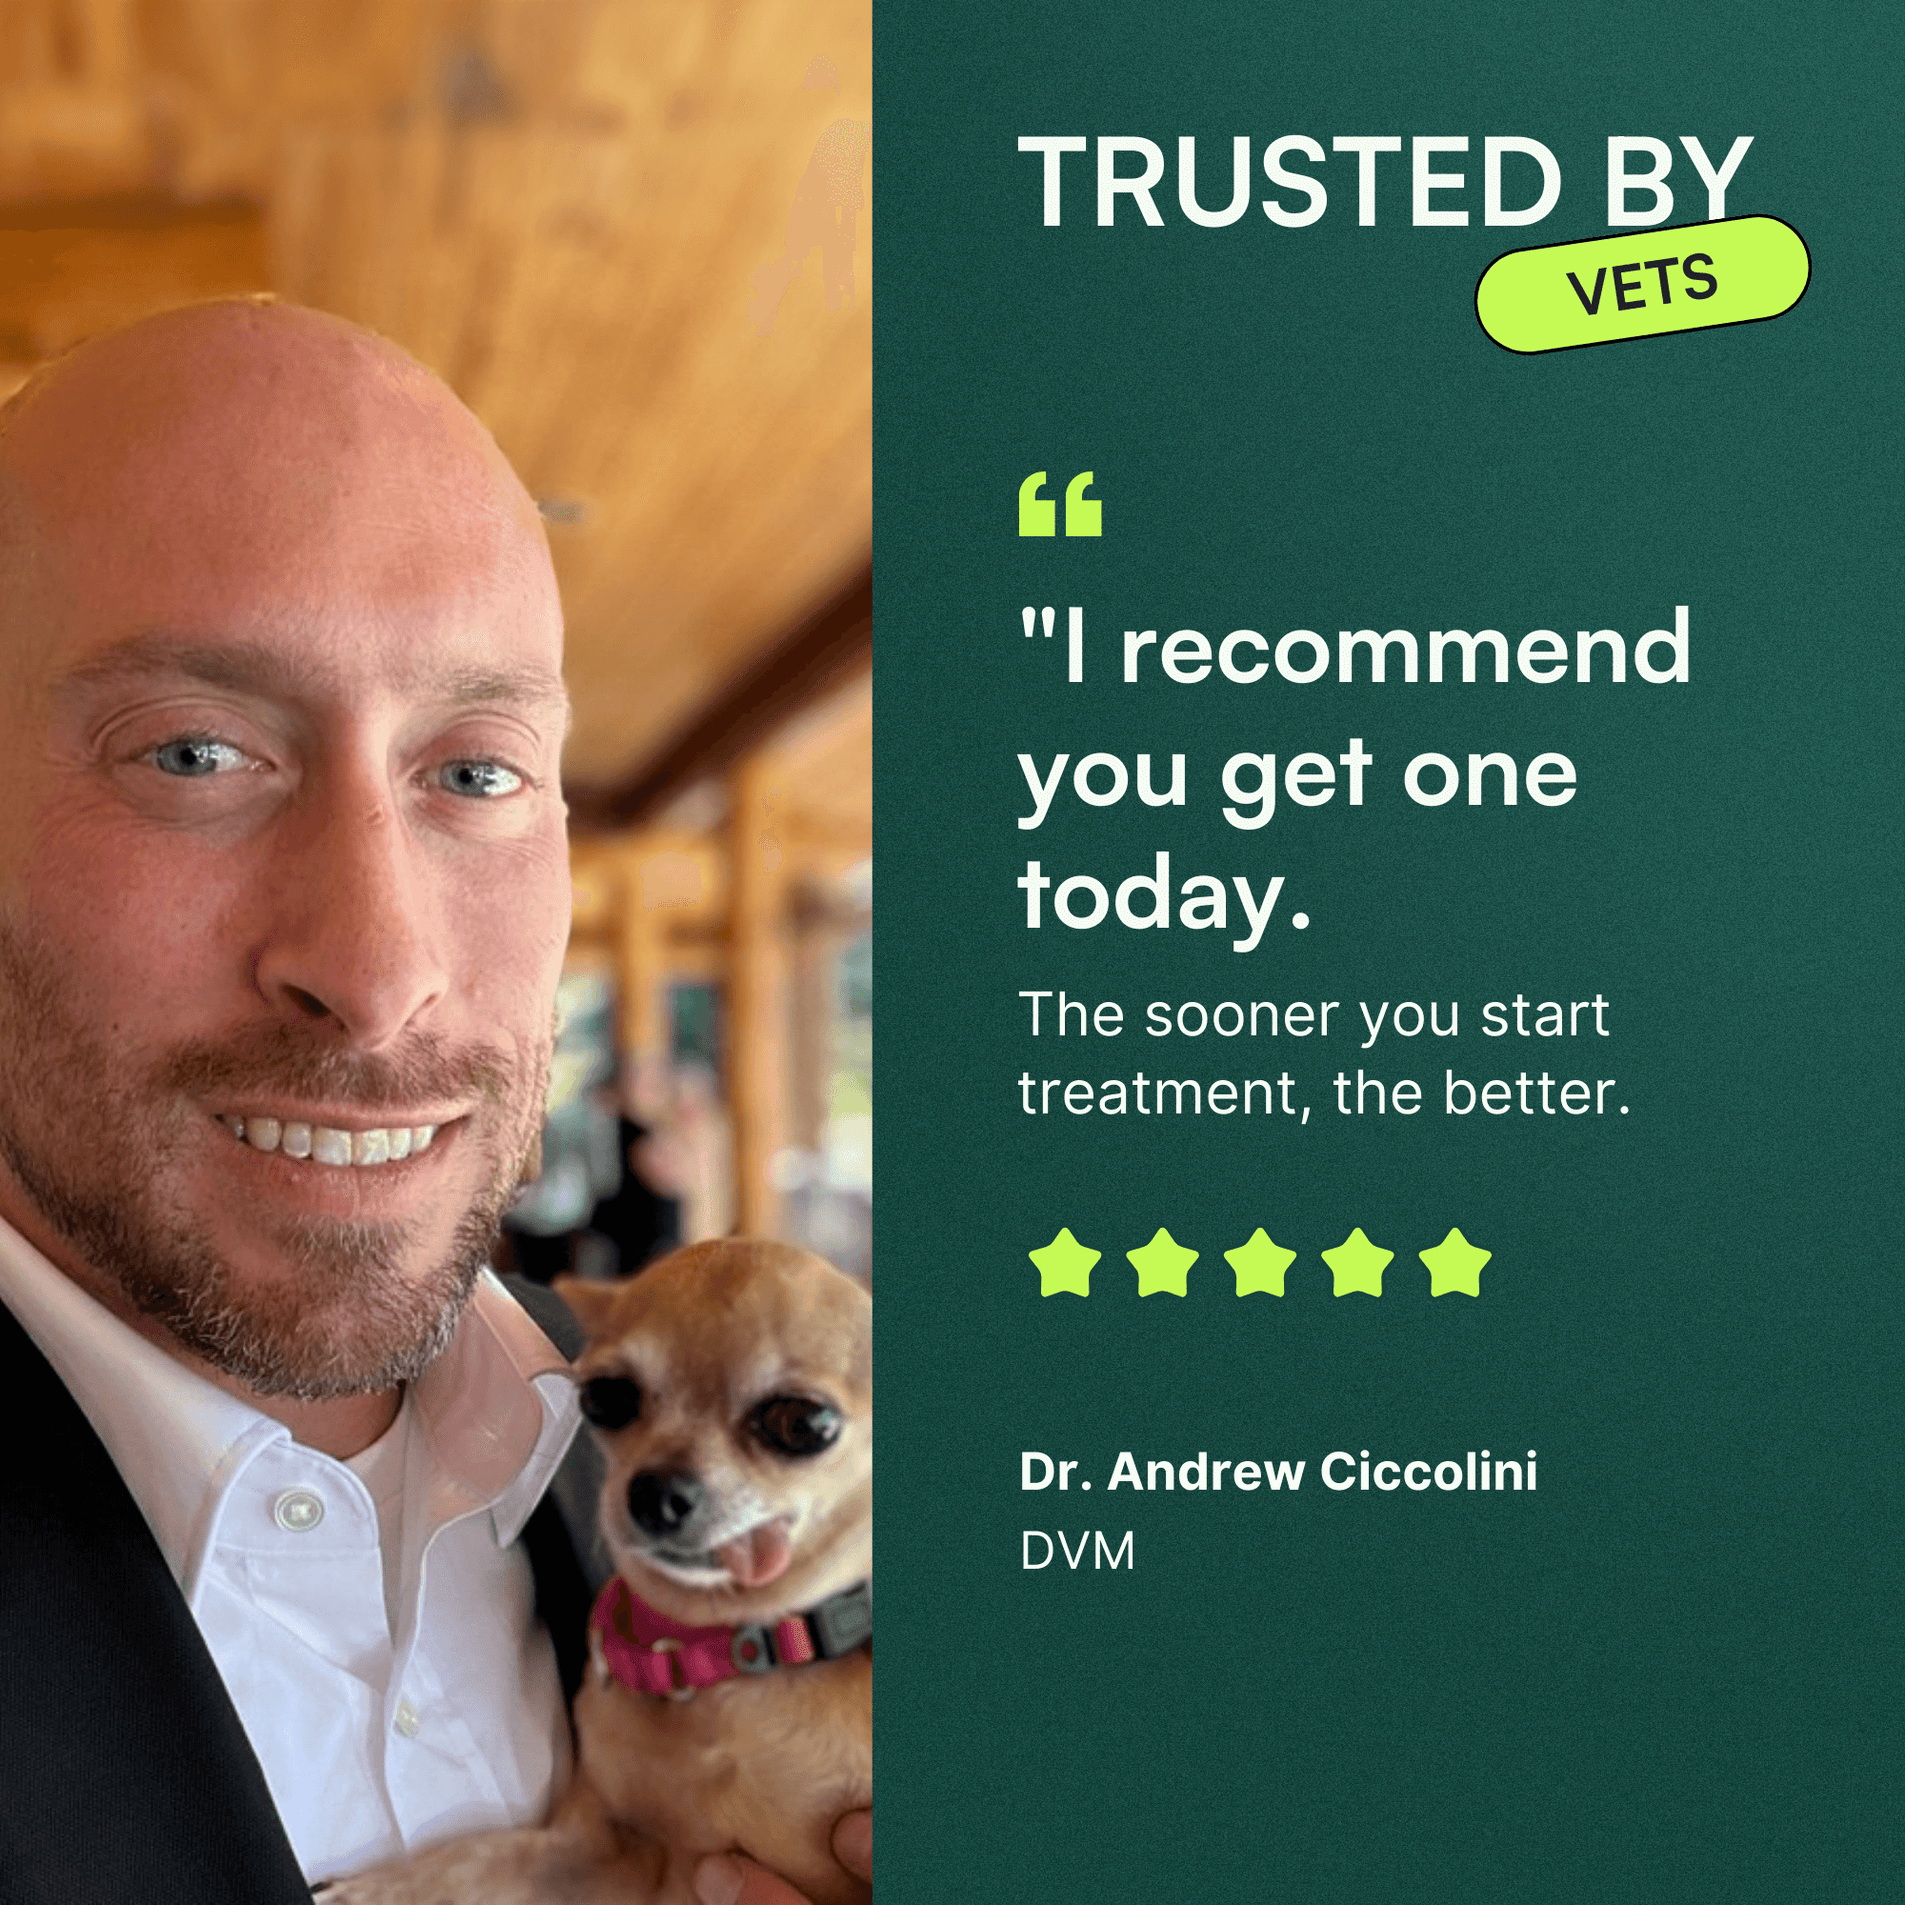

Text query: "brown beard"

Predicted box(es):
[0, 917, 550, 1401]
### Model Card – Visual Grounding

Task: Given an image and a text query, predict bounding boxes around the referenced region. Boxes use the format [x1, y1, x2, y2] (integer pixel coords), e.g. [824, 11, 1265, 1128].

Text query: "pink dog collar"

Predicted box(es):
[590, 1575, 872, 1701]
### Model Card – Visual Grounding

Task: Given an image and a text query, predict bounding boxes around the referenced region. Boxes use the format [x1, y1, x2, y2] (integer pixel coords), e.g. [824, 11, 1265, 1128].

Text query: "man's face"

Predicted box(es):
[0, 307, 572, 1400]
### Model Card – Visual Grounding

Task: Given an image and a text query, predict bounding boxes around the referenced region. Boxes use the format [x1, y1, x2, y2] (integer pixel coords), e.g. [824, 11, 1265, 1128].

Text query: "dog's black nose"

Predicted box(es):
[627, 1470, 704, 1538]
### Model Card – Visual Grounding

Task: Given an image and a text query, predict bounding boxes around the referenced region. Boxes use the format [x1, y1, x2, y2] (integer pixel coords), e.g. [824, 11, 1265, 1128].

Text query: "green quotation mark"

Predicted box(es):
[1019, 470, 1102, 537]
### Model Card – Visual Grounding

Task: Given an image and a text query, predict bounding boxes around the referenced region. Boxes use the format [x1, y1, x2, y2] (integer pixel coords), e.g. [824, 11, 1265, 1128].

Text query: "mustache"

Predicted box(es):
[158, 1023, 515, 1112]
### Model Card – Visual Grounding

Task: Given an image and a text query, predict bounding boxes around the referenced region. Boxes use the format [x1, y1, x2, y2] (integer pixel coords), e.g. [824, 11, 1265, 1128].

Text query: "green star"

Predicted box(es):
[1322, 1227, 1392, 1297]
[1029, 1227, 1100, 1297]
[1420, 1228, 1491, 1297]
[1224, 1228, 1297, 1296]
[1127, 1228, 1198, 1297]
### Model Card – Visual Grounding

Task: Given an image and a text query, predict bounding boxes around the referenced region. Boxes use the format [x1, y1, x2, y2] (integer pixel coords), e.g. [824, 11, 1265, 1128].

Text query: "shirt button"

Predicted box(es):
[272, 1488, 325, 1533]
[394, 1700, 422, 1737]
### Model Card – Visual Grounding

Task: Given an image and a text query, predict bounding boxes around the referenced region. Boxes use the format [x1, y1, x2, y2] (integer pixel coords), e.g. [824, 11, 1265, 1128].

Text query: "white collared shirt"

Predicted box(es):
[0, 1215, 581, 1884]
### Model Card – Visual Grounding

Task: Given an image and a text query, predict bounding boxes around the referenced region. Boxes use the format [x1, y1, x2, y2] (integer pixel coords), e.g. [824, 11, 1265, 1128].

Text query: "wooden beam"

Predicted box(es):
[614, 855, 667, 1073]
[0, 196, 268, 365]
[726, 755, 787, 1236]
[567, 560, 871, 832]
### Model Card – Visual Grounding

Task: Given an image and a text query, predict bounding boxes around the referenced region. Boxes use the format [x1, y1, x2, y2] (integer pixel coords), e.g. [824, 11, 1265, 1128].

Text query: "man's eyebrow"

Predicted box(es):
[435, 664, 574, 718]
[54, 632, 572, 722]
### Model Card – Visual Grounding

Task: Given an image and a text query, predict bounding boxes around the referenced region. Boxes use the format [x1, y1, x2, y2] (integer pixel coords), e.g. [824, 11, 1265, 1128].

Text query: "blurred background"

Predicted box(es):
[0, 0, 871, 1282]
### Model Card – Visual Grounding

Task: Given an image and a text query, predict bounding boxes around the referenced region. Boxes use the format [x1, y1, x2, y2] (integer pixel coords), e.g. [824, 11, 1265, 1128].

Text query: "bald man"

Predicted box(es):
[0, 301, 864, 1905]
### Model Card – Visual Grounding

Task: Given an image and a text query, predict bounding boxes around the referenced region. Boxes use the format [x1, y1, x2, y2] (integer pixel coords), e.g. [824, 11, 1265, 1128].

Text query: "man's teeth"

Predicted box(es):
[221, 1115, 438, 1166]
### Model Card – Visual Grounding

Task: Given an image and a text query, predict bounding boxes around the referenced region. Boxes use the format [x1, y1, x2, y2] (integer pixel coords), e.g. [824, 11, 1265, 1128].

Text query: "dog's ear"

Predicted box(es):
[551, 1274, 621, 1340]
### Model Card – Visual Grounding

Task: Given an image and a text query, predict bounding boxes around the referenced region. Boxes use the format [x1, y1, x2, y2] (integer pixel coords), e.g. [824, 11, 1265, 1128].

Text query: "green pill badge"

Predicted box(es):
[1476, 216, 1810, 354]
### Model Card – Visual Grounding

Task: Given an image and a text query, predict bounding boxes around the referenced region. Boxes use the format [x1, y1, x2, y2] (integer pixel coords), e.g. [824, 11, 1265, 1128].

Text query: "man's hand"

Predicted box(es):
[693, 1810, 871, 1905]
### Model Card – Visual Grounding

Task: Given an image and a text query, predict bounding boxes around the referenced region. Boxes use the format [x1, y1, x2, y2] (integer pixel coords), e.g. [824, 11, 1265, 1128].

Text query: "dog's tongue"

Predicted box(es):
[716, 1519, 793, 1588]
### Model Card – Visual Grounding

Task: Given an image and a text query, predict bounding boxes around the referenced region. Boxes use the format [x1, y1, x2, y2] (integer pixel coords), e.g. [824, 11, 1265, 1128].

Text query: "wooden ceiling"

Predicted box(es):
[0, 0, 872, 797]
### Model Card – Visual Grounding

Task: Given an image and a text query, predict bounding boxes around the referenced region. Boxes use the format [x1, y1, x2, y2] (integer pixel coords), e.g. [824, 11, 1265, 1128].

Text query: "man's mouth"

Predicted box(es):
[218, 1112, 445, 1168]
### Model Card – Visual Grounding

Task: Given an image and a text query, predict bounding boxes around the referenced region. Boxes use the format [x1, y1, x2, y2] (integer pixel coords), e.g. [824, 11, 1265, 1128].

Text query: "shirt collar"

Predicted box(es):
[0, 1212, 578, 1582]
[424, 1272, 581, 1547]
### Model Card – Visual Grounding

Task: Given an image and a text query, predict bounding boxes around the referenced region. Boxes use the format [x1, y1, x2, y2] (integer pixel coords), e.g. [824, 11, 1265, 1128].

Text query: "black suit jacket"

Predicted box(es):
[0, 1279, 604, 1905]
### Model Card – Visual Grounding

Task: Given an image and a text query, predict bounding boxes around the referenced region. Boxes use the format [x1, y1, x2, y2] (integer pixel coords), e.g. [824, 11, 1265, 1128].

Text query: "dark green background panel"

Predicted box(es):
[874, 7, 1901, 1899]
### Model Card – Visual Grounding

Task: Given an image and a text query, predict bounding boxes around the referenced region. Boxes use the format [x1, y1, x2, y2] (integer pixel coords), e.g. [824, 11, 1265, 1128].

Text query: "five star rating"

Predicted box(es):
[1030, 1225, 1491, 1297]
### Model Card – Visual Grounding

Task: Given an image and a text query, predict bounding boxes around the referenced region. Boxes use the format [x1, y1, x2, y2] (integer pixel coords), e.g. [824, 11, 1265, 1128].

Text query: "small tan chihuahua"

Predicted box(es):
[322, 1239, 871, 1905]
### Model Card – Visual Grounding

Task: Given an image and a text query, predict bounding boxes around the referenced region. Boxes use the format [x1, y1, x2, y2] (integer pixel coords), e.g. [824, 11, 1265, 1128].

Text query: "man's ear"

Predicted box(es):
[551, 1273, 619, 1339]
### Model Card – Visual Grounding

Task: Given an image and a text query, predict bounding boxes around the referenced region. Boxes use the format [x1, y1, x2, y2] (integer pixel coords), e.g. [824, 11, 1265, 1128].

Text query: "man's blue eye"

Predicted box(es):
[152, 737, 246, 776]
[438, 759, 523, 798]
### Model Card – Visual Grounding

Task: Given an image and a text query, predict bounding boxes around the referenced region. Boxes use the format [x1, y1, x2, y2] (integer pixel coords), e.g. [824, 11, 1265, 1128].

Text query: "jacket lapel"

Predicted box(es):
[496, 1272, 612, 1700]
[0, 1298, 311, 1905]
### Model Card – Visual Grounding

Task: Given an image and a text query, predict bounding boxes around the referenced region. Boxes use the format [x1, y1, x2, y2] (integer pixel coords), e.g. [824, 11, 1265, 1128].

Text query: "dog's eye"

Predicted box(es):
[577, 1375, 643, 1430]
[750, 1396, 843, 1458]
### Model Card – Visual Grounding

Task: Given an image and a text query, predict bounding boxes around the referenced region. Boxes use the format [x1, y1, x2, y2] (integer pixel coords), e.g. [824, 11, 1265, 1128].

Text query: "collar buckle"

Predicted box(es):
[808, 1581, 873, 1659]
[729, 1624, 776, 1674]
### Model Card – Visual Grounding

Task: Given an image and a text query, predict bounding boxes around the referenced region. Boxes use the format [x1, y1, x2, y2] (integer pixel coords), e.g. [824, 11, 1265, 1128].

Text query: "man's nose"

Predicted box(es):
[253, 775, 450, 1047]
